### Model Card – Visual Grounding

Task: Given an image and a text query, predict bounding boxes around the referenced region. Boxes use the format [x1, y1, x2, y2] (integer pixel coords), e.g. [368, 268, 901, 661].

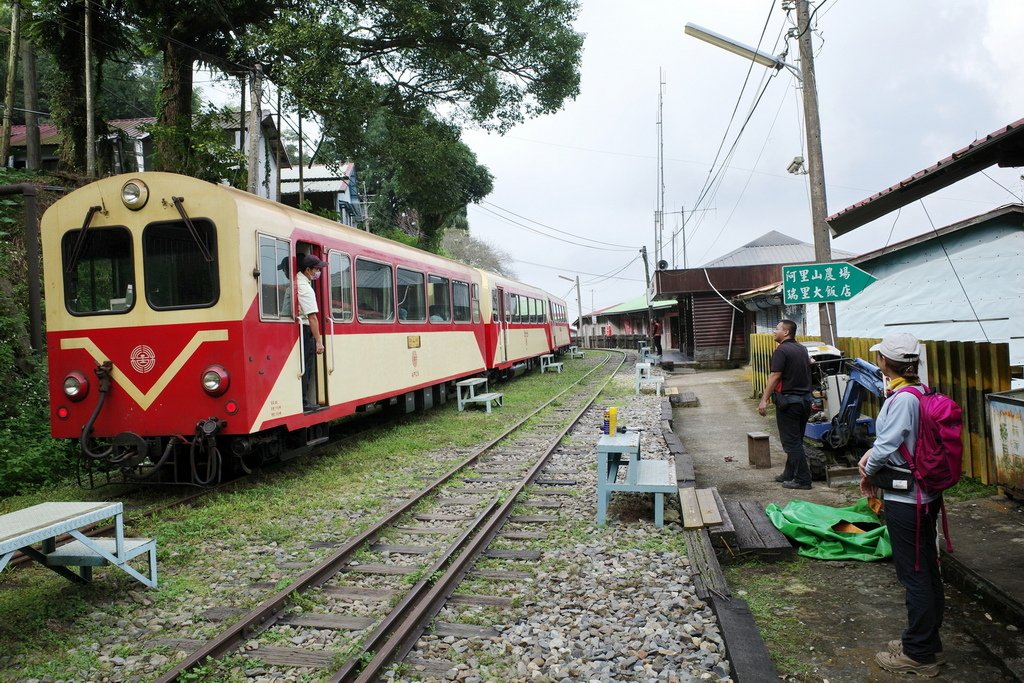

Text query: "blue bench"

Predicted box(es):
[635, 362, 665, 395]
[568, 346, 585, 359]
[0, 502, 157, 587]
[595, 434, 676, 528]
[456, 377, 503, 413]
[540, 354, 563, 373]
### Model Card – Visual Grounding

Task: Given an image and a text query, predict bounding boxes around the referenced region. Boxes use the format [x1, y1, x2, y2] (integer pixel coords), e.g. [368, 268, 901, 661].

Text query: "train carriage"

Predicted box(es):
[42, 172, 568, 484]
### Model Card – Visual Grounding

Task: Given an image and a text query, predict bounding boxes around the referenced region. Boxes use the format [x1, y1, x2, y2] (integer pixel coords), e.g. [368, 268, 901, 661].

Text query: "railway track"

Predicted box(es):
[3, 395, 475, 573]
[154, 351, 625, 682]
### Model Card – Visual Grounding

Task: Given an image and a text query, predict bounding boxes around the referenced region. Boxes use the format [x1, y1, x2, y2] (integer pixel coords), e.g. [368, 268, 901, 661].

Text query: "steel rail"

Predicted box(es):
[156, 351, 623, 682]
[337, 351, 627, 682]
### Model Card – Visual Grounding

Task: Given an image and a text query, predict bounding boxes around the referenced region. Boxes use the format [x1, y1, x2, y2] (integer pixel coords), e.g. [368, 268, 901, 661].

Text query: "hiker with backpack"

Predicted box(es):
[858, 331, 962, 677]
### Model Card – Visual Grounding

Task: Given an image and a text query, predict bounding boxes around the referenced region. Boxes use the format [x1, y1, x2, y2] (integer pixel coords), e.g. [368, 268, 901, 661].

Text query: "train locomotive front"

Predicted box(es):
[44, 173, 295, 484]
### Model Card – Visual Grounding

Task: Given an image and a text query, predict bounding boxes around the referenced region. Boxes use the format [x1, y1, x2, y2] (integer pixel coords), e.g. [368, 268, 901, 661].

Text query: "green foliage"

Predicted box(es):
[147, 105, 248, 186]
[944, 476, 997, 502]
[0, 174, 79, 496]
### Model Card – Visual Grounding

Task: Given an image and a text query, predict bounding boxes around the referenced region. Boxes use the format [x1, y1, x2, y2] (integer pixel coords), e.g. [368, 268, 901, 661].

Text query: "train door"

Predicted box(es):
[297, 243, 329, 410]
[495, 286, 508, 365]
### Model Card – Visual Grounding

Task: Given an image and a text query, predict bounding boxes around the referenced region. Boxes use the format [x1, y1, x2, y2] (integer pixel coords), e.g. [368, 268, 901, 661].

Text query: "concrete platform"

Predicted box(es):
[664, 366, 1024, 680]
[941, 495, 1024, 625]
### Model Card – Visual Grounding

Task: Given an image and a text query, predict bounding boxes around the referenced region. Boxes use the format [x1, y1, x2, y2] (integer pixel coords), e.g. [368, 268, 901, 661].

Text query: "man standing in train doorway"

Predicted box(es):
[757, 319, 813, 490]
[297, 253, 327, 412]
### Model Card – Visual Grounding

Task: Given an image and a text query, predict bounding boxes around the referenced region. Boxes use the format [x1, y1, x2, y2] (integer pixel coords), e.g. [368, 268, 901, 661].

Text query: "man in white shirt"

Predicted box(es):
[297, 253, 327, 412]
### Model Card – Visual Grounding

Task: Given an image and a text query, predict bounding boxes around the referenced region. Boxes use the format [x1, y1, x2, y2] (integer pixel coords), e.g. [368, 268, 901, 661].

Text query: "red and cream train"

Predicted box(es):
[43, 172, 571, 484]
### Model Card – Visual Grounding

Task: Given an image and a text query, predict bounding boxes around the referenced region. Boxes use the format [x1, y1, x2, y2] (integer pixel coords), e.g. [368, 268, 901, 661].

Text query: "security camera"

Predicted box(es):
[787, 156, 805, 175]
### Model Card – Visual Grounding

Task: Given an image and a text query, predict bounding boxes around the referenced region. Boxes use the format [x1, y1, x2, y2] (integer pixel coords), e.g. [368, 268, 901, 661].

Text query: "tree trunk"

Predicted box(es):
[0, 4, 21, 165]
[155, 38, 196, 172]
[20, 12, 40, 170]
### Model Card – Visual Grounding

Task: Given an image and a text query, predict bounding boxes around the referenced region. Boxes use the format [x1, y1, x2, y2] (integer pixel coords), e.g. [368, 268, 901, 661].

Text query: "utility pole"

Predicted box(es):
[796, 0, 836, 344]
[640, 245, 654, 333]
[247, 65, 262, 195]
[21, 7, 40, 169]
[84, 0, 95, 177]
[297, 110, 305, 206]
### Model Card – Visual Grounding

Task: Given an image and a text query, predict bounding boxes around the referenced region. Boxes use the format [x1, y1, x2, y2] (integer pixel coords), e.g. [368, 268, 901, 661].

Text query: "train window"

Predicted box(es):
[397, 268, 426, 322]
[509, 294, 520, 324]
[258, 234, 292, 320]
[526, 297, 534, 324]
[452, 280, 470, 322]
[143, 219, 218, 309]
[61, 227, 134, 315]
[504, 291, 511, 324]
[492, 289, 499, 323]
[356, 258, 394, 322]
[472, 283, 481, 323]
[427, 274, 451, 322]
[329, 251, 353, 322]
[540, 299, 547, 323]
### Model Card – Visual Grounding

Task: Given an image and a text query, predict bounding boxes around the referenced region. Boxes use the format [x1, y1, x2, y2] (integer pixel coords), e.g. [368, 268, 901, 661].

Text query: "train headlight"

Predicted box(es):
[63, 371, 89, 401]
[201, 365, 230, 396]
[121, 179, 149, 210]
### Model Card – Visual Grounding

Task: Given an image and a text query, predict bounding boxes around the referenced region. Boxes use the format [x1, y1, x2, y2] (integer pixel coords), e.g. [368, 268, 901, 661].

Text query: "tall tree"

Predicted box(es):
[256, 0, 581, 250]
[344, 108, 493, 252]
[121, 0, 283, 170]
[443, 227, 517, 278]
[24, 0, 136, 172]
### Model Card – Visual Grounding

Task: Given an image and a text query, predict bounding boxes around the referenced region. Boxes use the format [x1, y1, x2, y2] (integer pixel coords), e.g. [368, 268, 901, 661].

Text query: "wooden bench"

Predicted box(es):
[747, 431, 771, 468]
[568, 345, 585, 359]
[461, 391, 503, 413]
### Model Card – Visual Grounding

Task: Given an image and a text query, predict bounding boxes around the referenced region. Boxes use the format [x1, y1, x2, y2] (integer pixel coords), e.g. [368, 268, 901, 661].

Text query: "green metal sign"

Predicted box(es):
[782, 262, 876, 304]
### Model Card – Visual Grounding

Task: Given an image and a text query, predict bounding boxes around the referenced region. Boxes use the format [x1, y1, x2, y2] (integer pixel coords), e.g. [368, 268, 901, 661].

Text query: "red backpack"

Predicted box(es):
[894, 385, 964, 567]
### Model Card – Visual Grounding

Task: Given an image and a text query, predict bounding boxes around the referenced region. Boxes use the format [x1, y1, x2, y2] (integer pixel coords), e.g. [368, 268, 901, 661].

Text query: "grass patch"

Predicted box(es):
[723, 559, 816, 677]
[0, 354, 613, 680]
[944, 475, 998, 502]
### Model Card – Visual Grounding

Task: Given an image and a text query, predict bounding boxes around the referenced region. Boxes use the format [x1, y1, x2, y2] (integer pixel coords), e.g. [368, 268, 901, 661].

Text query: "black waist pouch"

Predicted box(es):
[872, 465, 913, 492]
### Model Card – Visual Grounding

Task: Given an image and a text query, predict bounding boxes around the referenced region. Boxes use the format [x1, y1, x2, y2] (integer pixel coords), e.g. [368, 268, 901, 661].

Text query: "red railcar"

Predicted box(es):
[43, 173, 569, 484]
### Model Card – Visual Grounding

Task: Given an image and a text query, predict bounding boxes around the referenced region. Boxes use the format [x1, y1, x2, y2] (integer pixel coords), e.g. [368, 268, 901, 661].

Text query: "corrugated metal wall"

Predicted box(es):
[693, 292, 746, 360]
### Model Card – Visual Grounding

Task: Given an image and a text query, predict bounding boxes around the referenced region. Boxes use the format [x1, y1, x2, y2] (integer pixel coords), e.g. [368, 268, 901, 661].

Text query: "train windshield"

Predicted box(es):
[61, 226, 134, 315]
[143, 220, 218, 309]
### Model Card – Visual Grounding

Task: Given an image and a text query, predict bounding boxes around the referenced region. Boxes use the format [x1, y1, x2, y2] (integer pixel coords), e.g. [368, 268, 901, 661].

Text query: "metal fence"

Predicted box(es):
[750, 333, 1012, 484]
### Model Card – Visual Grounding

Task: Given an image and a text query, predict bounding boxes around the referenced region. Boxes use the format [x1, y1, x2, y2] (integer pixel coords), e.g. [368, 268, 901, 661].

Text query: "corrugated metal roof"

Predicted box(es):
[586, 292, 675, 317]
[108, 117, 155, 139]
[9, 124, 60, 147]
[280, 163, 354, 194]
[702, 230, 854, 268]
[828, 117, 1024, 235]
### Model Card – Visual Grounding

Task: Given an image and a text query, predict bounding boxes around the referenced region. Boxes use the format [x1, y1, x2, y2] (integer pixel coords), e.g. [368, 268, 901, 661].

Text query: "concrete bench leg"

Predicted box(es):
[597, 489, 609, 527]
[654, 492, 664, 528]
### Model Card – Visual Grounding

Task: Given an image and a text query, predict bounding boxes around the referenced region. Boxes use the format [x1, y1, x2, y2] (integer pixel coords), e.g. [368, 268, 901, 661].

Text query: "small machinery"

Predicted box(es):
[800, 342, 886, 479]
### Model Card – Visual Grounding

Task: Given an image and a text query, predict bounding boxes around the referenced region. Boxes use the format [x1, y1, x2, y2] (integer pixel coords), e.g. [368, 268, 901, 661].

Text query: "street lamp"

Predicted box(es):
[683, 23, 798, 75]
[558, 274, 587, 349]
[684, 3, 837, 345]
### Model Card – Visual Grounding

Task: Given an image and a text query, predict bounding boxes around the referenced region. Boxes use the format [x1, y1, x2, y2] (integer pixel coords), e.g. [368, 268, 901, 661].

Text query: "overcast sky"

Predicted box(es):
[459, 0, 1024, 315]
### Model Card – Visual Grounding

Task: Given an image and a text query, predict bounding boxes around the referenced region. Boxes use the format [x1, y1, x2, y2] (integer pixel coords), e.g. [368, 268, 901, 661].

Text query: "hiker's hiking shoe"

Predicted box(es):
[888, 639, 946, 666]
[876, 651, 939, 677]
